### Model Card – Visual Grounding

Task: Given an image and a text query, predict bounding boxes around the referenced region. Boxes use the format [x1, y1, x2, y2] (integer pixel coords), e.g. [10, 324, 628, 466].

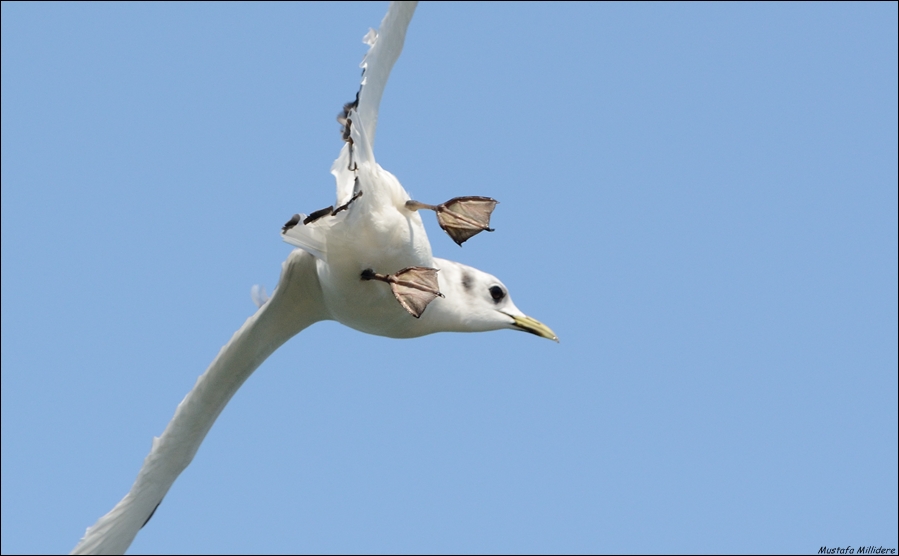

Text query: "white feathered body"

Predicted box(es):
[71, 3, 553, 554]
[314, 154, 436, 338]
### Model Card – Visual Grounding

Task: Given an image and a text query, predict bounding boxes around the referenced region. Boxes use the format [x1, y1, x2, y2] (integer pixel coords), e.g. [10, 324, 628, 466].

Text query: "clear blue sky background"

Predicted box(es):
[2, 2, 897, 554]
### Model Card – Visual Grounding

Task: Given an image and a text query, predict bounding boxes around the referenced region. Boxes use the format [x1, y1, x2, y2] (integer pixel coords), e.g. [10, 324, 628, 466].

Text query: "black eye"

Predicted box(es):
[489, 285, 505, 302]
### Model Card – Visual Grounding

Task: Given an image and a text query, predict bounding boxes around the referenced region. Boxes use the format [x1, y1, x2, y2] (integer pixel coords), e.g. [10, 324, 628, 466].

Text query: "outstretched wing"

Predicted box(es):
[356, 0, 417, 149]
[71, 250, 327, 555]
[333, 1, 418, 207]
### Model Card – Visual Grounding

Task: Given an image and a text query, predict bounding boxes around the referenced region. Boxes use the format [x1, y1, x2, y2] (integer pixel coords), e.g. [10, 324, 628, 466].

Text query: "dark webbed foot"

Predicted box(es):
[406, 196, 498, 246]
[361, 267, 444, 318]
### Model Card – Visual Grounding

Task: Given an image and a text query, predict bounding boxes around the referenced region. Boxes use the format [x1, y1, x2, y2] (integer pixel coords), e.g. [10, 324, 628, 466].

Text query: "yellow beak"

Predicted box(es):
[510, 314, 559, 342]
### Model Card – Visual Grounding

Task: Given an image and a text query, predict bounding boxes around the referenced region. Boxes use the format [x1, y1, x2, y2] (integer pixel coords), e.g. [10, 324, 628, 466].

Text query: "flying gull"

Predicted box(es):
[71, 2, 556, 554]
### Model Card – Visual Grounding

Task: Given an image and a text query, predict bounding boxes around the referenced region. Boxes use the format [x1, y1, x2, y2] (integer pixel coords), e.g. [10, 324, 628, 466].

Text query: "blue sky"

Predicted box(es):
[2, 2, 897, 554]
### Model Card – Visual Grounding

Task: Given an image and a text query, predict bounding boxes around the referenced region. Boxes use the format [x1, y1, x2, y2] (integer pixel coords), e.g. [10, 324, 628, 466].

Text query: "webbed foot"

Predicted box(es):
[405, 196, 498, 246]
[361, 266, 444, 318]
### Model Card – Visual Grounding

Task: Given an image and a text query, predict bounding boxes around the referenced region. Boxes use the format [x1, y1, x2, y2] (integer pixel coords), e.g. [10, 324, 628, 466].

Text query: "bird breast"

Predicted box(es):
[316, 164, 436, 337]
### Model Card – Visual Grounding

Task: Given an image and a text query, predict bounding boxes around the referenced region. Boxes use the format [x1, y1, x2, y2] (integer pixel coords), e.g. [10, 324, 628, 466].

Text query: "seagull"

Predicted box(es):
[71, 2, 556, 554]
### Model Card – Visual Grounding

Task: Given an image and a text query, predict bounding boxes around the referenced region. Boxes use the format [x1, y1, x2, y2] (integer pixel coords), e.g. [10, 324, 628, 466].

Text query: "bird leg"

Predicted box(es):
[361, 267, 444, 318]
[301, 206, 334, 226]
[332, 188, 363, 216]
[405, 196, 498, 246]
[289, 189, 364, 227]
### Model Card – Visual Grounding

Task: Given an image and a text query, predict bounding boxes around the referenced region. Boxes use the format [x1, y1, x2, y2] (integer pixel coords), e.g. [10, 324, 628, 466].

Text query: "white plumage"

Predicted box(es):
[72, 3, 555, 554]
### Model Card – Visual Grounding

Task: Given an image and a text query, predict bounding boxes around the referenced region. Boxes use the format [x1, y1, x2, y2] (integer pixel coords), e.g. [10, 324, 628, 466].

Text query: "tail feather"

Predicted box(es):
[282, 223, 327, 261]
